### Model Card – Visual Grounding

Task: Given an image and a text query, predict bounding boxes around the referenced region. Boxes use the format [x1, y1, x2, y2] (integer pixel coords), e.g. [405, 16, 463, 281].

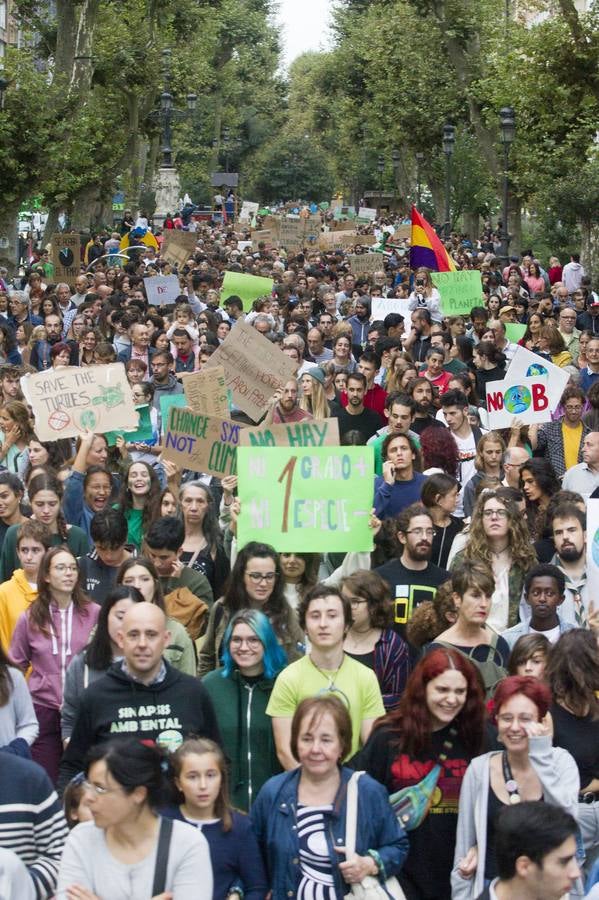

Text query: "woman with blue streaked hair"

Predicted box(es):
[202, 609, 288, 811]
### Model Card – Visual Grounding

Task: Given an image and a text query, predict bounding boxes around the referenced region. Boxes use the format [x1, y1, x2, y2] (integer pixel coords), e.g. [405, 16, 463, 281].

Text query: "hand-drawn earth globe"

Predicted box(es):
[504, 385, 531, 415]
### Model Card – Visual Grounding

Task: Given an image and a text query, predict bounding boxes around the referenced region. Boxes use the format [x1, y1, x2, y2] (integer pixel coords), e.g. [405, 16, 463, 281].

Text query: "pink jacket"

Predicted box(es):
[10, 601, 100, 710]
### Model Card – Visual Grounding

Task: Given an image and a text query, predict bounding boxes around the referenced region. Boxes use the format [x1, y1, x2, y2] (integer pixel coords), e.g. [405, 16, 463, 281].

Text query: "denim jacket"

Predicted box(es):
[251, 766, 409, 899]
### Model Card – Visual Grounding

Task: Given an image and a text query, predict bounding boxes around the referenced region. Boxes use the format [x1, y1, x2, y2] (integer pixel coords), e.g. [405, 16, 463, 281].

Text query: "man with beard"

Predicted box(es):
[408, 377, 446, 435]
[29, 312, 78, 370]
[526, 503, 589, 628]
[268, 379, 313, 424]
[563, 431, 599, 499]
[374, 503, 449, 634]
[335, 372, 383, 442]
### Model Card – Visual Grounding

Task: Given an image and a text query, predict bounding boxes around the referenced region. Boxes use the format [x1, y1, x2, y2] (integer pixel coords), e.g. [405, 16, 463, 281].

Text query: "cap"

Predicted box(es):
[499, 305, 516, 315]
[590, 298, 599, 308]
[300, 366, 325, 385]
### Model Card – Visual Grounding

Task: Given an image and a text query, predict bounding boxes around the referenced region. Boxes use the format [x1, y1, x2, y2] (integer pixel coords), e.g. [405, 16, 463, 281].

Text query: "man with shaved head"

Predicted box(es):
[58, 603, 220, 790]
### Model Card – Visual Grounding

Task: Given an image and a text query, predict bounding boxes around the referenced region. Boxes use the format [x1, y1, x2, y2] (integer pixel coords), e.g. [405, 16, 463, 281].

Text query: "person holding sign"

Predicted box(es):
[408, 268, 442, 323]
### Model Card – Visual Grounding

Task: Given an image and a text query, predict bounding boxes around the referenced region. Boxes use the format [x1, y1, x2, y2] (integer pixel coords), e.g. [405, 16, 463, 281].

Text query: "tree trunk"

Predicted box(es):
[465, 212, 479, 242]
[581, 220, 599, 283]
[0, 202, 22, 276]
[55, 0, 100, 95]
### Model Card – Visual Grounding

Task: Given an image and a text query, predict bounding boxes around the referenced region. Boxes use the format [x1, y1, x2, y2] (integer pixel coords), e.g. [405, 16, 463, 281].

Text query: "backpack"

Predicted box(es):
[436, 633, 507, 700]
[164, 586, 208, 641]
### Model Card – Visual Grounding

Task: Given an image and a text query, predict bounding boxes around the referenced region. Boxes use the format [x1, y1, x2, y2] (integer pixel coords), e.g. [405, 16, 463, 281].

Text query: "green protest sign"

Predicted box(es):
[237, 447, 374, 552]
[159, 393, 188, 429]
[504, 323, 527, 343]
[221, 271, 273, 311]
[431, 270, 483, 316]
[106, 404, 154, 446]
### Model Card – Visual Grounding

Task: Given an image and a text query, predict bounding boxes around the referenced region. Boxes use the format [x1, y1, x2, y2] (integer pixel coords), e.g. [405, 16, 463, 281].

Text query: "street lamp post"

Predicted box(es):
[499, 106, 516, 265]
[415, 152, 424, 208]
[391, 148, 401, 209]
[377, 155, 385, 209]
[153, 48, 197, 168]
[442, 124, 456, 240]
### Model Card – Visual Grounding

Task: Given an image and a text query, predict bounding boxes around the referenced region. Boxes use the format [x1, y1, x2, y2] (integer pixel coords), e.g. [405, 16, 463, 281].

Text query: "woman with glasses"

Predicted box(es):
[56, 739, 212, 900]
[452, 676, 579, 900]
[340, 570, 411, 711]
[9, 547, 99, 782]
[198, 542, 304, 677]
[451, 489, 536, 632]
[202, 610, 287, 811]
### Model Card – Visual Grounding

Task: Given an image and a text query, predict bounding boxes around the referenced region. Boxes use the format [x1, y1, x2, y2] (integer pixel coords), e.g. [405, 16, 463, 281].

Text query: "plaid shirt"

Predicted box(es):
[536, 419, 589, 478]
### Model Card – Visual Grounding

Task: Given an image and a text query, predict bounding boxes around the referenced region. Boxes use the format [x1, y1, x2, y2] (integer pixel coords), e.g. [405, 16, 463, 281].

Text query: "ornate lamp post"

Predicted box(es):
[499, 106, 516, 264]
[442, 123, 456, 239]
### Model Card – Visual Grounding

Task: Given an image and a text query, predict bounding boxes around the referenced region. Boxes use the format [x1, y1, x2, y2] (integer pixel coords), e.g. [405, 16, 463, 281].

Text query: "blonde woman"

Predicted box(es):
[299, 370, 330, 419]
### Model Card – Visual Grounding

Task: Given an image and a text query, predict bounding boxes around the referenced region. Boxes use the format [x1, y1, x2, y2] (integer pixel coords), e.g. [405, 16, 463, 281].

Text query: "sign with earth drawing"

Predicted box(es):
[51, 233, 81, 280]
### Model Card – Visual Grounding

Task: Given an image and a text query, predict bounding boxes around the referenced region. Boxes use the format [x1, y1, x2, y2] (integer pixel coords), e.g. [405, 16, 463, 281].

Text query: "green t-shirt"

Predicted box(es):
[266, 653, 385, 759]
[124, 507, 144, 551]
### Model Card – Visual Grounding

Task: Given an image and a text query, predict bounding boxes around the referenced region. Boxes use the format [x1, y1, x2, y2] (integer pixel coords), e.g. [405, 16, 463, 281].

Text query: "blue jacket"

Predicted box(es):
[251, 766, 408, 899]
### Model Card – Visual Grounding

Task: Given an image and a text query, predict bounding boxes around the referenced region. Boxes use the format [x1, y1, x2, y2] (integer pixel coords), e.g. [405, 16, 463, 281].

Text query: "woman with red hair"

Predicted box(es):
[353, 648, 487, 900]
[451, 675, 580, 900]
[420, 425, 460, 478]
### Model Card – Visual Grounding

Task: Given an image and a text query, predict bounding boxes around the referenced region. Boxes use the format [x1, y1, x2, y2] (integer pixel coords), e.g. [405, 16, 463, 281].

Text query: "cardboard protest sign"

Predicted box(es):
[431, 270, 483, 316]
[182, 365, 229, 417]
[504, 323, 527, 343]
[347, 254, 382, 277]
[505, 345, 569, 406]
[318, 231, 365, 250]
[221, 271, 273, 311]
[586, 500, 599, 605]
[303, 214, 322, 245]
[486, 375, 561, 428]
[161, 231, 197, 267]
[162, 407, 240, 478]
[239, 201, 259, 222]
[159, 393, 188, 430]
[372, 298, 412, 320]
[394, 224, 411, 240]
[204, 319, 298, 422]
[279, 218, 306, 252]
[237, 446, 374, 552]
[144, 275, 181, 306]
[358, 207, 377, 221]
[251, 230, 276, 250]
[106, 404, 154, 446]
[51, 233, 80, 280]
[22, 363, 137, 442]
[239, 418, 339, 448]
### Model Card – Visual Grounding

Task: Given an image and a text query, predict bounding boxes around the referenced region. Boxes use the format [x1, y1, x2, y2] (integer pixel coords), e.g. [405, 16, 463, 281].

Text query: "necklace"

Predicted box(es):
[502, 751, 521, 804]
[309, 653, 344, 687]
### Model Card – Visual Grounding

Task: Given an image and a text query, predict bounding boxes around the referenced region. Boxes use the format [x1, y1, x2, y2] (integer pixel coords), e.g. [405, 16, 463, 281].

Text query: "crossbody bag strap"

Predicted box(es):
[344, 771, 363, 857]
[152, 816, 174, 896]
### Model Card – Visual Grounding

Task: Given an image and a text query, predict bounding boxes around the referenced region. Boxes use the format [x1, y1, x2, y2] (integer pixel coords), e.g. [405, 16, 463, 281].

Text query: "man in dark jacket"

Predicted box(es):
[58, 603, 220, 791]
[149, 350, 183, 421]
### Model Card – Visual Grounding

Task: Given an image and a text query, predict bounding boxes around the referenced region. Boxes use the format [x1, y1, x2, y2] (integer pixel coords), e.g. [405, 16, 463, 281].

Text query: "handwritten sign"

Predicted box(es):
[21, 363, 137, 441]
[237, 446, 374, 552]
[182, 365, 229, 417]
[251, 230, 276, 250]
[358, 207, 377, 221]
[163, 407, 240, 478]
[318, 232, 375, 250]
[161, 231, 197, 267]
[505, 345, 569, 404]
[159, 393, 188, 431]
[239, 201, 259, 222]
[51, 233, 80, 280]
[504, 323, 527, 343]
[239, 418, 339, 448]
[106, 404, 154, 446]
[221, 271, 273, 311]
[204, 319, 298, 422]
[372, 298, 412, 320]
[279, 218, 306, 252]
[431, 270, 483, 316]
[144, 274, 181, 306]
[347, 254, 382, 277]
[486, 375, 560, 427]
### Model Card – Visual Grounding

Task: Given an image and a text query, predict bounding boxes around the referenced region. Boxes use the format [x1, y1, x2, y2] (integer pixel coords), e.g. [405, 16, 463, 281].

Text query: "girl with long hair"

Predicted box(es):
[520, 311, 544, 350]
[116, 557, 196, 675]
[202, 611, 287, 810]
[420, 425, 460, 477]
[9, 547, 99, 781]
[354, 649, 488, 900]
[421, 472, 463, 569]
[164, 738, 268, 899]
[0, 473, 89, 581]
[115, 460, 162, 550]
[0, 399, 35, 475]
[461, 431, 506, 518]
[198, 541, 304, 677]
[0, 321, 22, 366]
[24, 436, 72, 484]
[56, 739, 212, 899]
[61, 586, 145, 743]
[178, 481, 230, 598]
[520, 458, 560, 541]
[341, 569, 411, 710]
[299, 370, 331, 419]
[451, 488, 536, 631]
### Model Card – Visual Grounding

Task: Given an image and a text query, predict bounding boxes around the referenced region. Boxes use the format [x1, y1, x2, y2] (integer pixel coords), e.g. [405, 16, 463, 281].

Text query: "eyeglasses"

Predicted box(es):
[405, 528, 436, 538]
[482, 509, 508, 519]
[349, 598, 369, 607]
[230, 636, 262, 648]
[82, 779, 123, 797]
[504, 461, 525, 469]
[52, 564, 78, 573]
[246, 572, 276, 584]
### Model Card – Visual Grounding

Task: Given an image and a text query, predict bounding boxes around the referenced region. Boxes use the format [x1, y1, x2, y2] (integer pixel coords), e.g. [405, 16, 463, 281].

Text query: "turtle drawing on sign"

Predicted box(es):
[92, 384, 126, 409]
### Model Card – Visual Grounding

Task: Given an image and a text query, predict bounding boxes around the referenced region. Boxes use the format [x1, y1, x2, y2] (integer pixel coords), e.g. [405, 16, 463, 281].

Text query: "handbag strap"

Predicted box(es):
[344, 771, 363, 857]
[152, 816, 174, 896]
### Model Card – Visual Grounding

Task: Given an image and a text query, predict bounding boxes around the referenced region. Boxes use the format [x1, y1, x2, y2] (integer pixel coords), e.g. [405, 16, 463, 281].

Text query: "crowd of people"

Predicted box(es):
[0, 212, 596, 900]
